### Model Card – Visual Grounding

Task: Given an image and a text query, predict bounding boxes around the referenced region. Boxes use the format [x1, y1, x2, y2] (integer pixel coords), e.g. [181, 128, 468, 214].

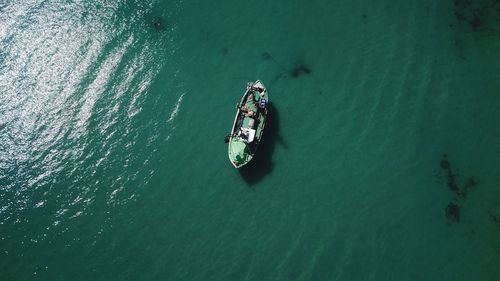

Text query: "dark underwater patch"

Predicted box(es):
[463, 177, 478, 194]
[440, 159, 450, 169]
[451, 0, 500, 33]
[261, 52, 272, 61]
[260, 51, 312, 81]
[449, 0, 500, 60]
[437, 154, 500, 230]
[446, 201, 461, 223]
[290, 64, 311, 78]
[152, 18, 166, 31]
[490, 213, 500, 225]
[468, 15, 482, 31]
[439, 154, 466, 197]
[437, 154, 480, 223]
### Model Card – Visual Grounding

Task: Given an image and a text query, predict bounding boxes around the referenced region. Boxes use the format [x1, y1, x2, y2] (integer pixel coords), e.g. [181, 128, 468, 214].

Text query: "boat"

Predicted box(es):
[227, 80, 269, 168]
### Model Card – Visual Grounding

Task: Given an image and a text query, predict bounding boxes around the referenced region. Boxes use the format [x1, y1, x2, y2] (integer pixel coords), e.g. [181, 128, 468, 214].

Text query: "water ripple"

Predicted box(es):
[0, 0, 182, 241]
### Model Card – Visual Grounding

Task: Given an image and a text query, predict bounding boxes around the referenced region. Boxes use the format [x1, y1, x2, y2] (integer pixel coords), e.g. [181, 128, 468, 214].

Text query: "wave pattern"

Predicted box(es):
[0, 0, 183, 246]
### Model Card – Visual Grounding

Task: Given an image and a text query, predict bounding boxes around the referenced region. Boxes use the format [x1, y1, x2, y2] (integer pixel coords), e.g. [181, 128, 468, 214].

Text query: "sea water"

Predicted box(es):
[1, 0, 500, 280]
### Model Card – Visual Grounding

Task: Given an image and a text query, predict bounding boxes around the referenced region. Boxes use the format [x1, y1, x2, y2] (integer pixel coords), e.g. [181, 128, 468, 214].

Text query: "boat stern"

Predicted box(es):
[228, 138, 252, 168]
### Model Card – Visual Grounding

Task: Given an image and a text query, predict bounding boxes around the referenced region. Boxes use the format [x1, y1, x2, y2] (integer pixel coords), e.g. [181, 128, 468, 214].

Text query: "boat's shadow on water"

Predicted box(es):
[239, 103, 283, 186]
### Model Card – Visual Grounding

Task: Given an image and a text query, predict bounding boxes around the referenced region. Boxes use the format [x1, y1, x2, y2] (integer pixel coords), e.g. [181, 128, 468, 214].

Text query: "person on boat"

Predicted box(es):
[239, 104, 249, 112]
[246, 110, 256, 118]
[258, 97, 266, 109]
[239, 128, 249, 139]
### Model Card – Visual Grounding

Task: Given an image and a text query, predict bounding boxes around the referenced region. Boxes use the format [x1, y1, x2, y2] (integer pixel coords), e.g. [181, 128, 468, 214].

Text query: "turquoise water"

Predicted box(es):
[1, 0, 500, 280]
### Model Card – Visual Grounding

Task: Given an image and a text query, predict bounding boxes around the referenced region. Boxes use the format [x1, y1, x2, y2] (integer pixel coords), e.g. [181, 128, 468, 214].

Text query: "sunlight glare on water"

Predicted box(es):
[0, 0, 182, 243]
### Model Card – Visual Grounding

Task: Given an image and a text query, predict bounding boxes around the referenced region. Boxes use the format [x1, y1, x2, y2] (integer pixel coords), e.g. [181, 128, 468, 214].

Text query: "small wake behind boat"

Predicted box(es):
[228, 80, 269, 168]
